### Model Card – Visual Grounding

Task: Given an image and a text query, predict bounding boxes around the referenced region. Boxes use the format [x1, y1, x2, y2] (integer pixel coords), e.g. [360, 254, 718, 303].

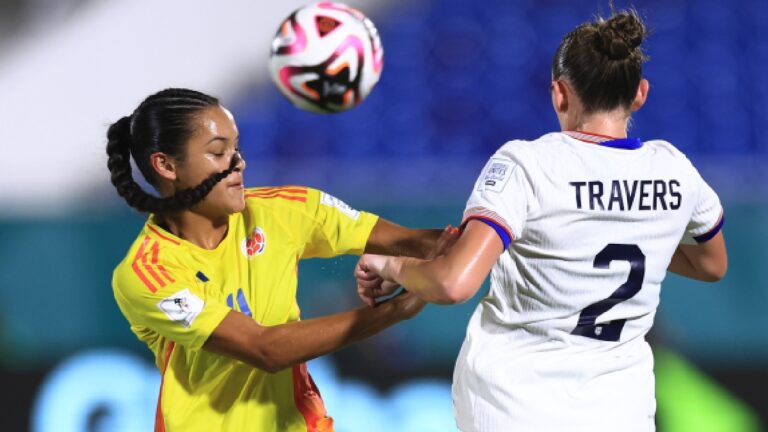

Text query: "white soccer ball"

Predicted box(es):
[268, 2, 384, 114]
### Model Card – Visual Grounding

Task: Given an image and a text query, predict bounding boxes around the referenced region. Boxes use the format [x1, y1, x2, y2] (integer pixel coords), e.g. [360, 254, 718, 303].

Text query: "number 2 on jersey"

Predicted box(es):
[571, 243, 646, 342]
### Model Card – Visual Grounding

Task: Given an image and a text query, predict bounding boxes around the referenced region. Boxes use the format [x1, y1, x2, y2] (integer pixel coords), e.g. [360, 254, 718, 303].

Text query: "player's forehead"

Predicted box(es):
[189, 106, 239, 145]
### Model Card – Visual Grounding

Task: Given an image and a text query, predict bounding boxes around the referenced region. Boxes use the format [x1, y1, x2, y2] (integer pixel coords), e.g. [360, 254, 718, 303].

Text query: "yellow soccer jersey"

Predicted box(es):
[112, 186, 379, 432]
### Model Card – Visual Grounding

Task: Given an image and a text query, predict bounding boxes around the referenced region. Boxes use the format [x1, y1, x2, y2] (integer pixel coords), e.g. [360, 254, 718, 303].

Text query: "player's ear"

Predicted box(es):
[150, 152, 178, 182]
[630, 79, 649, 112]
[551, 80, 569, 113]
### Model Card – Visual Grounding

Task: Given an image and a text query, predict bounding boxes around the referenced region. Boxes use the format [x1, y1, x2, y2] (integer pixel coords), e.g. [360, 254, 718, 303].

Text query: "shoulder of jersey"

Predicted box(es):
[495, 137, 541, 163]
[643, 138, 685, 156]
[643, 138, 697, 169]
[115, 223, 183, 294]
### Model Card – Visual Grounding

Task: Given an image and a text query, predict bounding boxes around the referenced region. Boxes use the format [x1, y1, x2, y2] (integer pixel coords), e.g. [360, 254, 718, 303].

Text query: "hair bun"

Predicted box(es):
[595, 12, 645, 60]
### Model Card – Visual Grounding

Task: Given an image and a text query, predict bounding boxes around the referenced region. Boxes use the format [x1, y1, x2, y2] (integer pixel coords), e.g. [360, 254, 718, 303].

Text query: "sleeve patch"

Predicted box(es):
[156, 288, 205, 328]
[478, 159, 514, 193]
[321, 192, 360, 220]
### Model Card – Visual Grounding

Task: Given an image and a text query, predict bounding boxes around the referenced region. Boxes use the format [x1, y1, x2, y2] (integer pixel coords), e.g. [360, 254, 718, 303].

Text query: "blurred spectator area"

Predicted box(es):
[0, 0, 92, 43]
[232, 0, 768, 206]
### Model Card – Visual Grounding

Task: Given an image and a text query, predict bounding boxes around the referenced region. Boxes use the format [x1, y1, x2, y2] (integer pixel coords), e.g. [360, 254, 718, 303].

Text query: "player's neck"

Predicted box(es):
[157, 211, 229, 250]
[566, 111, 629, 139]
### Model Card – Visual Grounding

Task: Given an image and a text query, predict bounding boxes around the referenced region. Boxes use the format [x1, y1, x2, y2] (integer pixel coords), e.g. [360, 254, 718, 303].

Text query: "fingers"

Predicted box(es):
[357, 277, 400, 300]
[354, 254, 405, 307]
[354, 265, 379, 281]
[357, 276, 385, 291]
[429, 224, 462, 259]
[358, 289, 376, 307]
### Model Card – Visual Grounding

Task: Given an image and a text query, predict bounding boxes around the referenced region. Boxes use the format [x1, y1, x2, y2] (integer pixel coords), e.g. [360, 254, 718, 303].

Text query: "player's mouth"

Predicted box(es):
[227, 181, 244, 190]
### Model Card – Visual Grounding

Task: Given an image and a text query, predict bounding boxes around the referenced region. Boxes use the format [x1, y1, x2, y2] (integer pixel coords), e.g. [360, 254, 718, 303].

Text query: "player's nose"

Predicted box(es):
[231, 151, 246, 172]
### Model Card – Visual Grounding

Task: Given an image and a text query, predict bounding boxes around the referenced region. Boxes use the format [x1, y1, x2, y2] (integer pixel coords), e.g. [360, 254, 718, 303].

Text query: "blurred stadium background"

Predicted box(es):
[0, 0, 766, 430]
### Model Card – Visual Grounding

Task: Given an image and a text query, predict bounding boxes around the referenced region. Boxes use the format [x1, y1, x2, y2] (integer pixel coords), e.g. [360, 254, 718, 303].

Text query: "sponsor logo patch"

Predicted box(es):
[320, 192, 360, 220]
[478, 159, 513, 193]
[242, 227, 267, 258]
[156, 288, 204, 328]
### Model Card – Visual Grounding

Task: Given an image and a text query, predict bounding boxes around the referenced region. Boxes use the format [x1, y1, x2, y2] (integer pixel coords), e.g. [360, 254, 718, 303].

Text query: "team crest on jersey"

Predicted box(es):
[242, 227, 267, 258]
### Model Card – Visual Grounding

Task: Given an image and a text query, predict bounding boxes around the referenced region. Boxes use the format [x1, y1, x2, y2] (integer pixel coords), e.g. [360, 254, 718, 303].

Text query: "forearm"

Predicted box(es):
[362, 221, 502, 305]
[667, 246, 721, 282]
[382, 256, 459, 304]
[206, 301, 405, 373]
[258, 302, 402, 370]
[365, 219, 442, 258]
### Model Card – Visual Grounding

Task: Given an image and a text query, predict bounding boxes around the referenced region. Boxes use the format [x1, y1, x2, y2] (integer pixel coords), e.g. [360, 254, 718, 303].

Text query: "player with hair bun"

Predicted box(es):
[355, 10, 727, 431]
[107, 88, 456, 432]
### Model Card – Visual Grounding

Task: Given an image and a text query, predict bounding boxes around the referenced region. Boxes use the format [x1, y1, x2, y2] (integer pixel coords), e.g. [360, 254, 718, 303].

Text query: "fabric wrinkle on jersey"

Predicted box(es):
[453, 132, 723, 432]
[112, 186, 378, 432]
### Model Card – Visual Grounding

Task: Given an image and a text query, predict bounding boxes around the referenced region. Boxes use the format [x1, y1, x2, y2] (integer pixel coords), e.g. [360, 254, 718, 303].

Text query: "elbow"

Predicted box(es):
[704, 257, 728, 282]
[432, 280, 476, 305]
[245, 347, 281, 373]
[246, 336, 290, 374]
[703, 263, 728, 282]
[254, 352, 293, 374]
[256, 357, 284, 374]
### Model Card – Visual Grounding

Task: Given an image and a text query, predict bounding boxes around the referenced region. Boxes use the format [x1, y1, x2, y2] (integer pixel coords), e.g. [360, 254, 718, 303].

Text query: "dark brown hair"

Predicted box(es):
[552, 9, 648, 114]
[106, 88, 239, 213]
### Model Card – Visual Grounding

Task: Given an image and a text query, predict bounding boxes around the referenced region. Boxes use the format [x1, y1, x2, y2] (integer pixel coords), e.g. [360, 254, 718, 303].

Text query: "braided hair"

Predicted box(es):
[552, 9, 648, 114]
[106, 88, 239, 213]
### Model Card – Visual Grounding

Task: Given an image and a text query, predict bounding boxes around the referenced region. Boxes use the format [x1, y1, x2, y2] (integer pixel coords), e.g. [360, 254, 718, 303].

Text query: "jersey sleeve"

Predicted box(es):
[462, 152, 531, 246]
[112, 253, 231, 350]
[299, 188, 380, 258]
[681, 170, 724, 245]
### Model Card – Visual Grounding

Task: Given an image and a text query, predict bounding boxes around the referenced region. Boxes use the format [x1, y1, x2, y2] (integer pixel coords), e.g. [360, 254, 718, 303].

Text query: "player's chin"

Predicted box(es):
[206, 187, 245, 215]
[227, 189, 247, 213]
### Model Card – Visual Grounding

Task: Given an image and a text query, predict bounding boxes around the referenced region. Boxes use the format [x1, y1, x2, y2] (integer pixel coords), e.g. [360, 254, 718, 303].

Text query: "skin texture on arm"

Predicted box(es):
[364, 218, 443, 258]
[203, 291, 424, 373]
[667, 232, 727, 282]
[357, 220, 504, 305]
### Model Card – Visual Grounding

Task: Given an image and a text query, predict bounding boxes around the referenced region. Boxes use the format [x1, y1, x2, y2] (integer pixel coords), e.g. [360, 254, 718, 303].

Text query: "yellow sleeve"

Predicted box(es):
[112, 255, 230, 350]
[300, 188, 379, 258]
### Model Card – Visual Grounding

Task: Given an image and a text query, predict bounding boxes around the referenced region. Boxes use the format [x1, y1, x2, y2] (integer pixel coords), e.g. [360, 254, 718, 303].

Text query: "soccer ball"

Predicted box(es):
[268, 2, 384, 114]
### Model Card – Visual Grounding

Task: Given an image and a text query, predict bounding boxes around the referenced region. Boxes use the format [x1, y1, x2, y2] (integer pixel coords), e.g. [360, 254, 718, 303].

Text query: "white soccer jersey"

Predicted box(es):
[453, 131, 723, 432]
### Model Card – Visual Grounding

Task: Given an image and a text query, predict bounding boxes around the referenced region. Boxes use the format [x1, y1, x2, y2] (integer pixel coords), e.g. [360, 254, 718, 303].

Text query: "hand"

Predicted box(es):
[355, 254, 399, 307]
[427, 225, 461, 259]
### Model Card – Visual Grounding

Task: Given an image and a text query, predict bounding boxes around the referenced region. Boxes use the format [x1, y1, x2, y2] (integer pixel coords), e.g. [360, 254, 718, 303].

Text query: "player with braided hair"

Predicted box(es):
[108, 88, 456, 432]
[355, 9, 727, 431]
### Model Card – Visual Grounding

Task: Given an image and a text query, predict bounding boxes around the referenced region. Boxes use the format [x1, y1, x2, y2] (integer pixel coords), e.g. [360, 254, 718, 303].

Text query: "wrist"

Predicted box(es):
[380, 256, 403, 283]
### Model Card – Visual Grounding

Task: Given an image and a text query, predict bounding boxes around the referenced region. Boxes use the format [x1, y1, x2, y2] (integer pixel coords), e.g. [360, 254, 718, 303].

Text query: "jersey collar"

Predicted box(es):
[563, 130, 643, 150]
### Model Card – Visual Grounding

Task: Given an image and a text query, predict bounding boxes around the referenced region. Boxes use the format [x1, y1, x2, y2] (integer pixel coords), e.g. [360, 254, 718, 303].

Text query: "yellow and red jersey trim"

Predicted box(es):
[292, 362, 334, 432]
[147, 224, 181, 246]
[154, 341, 176, 432]
[132, 236, 175, 293]
[245, 186, 308, 203]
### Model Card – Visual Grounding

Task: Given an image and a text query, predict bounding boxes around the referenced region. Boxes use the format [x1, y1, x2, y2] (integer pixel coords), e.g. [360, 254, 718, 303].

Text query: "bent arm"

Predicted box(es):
[668, 231, 727, 282]
[203, 293, 421, 373]
[371, 220, 503, 304]
[365, 218, 443, 258]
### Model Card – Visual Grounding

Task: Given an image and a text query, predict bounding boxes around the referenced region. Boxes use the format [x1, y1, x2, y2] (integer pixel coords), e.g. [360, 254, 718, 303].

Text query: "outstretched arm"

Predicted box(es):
[364, 218, 444, 258]
[357, 220, 504, 305]
[668, 231, 727, 282]
[204, 291, 424, 373]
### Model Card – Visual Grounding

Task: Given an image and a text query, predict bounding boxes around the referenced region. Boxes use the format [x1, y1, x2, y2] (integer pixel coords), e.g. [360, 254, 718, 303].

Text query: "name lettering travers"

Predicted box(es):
[569, 179, 681, 211]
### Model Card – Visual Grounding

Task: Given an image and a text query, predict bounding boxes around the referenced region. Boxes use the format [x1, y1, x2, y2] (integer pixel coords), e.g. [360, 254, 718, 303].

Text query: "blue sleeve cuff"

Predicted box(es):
[475, 218, 512, 249]
[693, 213, 724, 243]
